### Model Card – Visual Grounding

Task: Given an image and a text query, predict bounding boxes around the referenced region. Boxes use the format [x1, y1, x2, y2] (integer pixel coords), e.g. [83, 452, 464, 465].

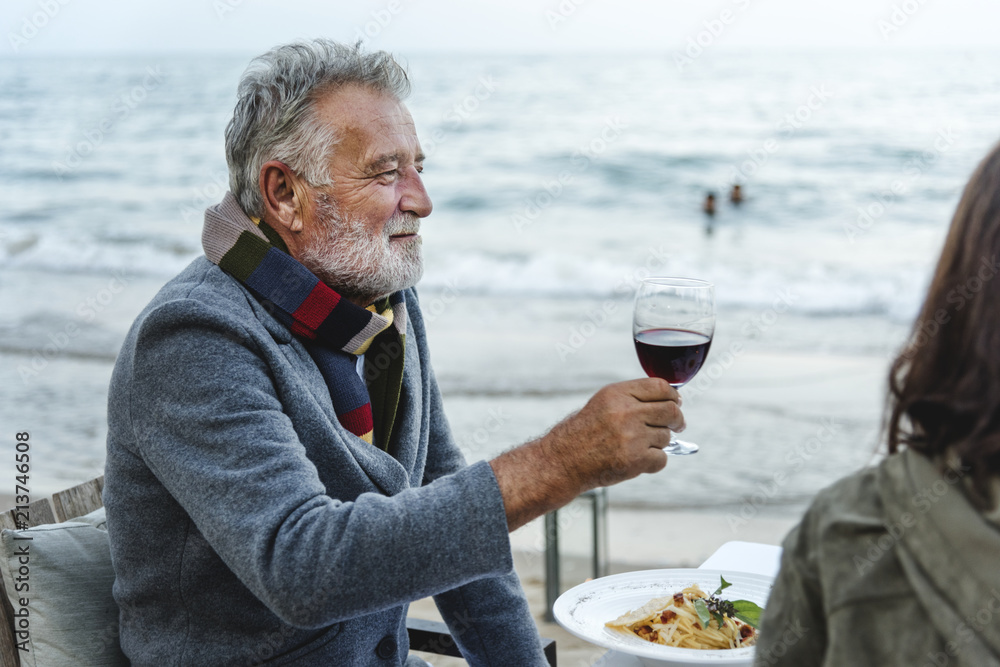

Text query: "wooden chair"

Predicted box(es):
[0, 477, 557, 666]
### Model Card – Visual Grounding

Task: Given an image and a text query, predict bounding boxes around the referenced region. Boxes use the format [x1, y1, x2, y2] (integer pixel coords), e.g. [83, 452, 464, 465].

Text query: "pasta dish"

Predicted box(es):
[606, 583, 759, 650]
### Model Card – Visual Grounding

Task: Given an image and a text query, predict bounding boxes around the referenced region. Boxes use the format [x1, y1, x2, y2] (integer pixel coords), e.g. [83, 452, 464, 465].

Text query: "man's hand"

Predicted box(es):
[489, 378, 685, 531]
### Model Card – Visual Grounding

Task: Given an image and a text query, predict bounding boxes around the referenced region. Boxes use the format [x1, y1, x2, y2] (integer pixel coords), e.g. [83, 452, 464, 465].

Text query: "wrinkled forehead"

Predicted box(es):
[313, 84, 420, 164]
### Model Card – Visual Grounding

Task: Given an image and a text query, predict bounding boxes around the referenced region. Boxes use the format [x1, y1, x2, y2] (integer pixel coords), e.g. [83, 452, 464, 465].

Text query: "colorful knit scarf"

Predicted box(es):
[202, 192, 406, 450]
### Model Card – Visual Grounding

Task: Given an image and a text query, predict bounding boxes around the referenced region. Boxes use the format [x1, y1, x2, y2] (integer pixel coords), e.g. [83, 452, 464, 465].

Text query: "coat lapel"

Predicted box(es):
[382, 324, 423, 481]
[244, 283, 411, 497]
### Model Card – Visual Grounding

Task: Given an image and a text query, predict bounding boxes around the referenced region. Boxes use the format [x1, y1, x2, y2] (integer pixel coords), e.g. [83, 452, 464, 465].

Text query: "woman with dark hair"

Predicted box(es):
[753, 143, 1000, 667]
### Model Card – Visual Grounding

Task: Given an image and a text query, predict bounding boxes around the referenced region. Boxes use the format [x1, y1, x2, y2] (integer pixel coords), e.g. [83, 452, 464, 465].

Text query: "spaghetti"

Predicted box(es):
[606, 584, 758, 650]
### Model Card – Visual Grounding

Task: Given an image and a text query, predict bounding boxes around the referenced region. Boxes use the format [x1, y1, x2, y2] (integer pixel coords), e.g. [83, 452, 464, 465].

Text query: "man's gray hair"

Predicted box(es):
[225, 39, 411, 217]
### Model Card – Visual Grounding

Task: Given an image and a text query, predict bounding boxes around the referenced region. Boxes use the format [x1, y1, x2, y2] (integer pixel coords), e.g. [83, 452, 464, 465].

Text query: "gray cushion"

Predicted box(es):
[0, 507, 126, 666]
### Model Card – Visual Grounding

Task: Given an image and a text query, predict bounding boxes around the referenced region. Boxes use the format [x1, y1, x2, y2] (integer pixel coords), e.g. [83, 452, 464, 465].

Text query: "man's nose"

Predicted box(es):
[400, 166, 433, 218]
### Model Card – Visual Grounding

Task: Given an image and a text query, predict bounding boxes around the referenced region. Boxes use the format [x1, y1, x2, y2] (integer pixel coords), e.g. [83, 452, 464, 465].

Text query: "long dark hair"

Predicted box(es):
[888, 141, 1000, 504]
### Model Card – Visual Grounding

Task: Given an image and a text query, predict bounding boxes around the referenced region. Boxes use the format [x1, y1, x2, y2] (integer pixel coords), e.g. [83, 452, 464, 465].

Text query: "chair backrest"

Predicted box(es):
[0, 476, 105, 667]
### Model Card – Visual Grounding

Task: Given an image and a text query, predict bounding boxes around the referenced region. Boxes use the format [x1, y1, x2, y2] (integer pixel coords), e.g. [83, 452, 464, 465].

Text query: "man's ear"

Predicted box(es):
[259, 160, 309, 233]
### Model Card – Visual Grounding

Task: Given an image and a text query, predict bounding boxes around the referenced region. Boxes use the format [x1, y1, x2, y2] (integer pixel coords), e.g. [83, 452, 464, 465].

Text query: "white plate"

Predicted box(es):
[553, 569, 773, 667]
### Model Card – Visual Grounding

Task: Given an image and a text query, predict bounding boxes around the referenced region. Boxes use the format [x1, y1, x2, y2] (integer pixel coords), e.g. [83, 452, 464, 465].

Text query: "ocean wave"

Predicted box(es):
[420, 250, 926, 320]
[0, 223, 929, 320]
[0, 231, 197, 277]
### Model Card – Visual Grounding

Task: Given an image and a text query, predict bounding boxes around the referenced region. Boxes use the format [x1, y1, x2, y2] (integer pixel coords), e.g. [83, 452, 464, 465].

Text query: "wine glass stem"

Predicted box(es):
[664, 437, 699, 455]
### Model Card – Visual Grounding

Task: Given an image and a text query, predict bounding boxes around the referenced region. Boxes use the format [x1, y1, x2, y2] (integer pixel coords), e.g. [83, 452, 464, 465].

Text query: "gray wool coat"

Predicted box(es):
[103, 256, 547, 666]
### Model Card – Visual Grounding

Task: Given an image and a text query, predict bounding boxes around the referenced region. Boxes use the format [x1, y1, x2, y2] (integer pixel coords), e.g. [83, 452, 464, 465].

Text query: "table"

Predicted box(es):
[698, 540, 783, 578]
[587, 540, 783, 666]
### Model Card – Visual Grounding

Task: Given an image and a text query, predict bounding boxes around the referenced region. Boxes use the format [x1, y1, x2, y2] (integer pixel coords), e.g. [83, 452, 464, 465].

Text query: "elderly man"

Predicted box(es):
[104, 39, 685, 666]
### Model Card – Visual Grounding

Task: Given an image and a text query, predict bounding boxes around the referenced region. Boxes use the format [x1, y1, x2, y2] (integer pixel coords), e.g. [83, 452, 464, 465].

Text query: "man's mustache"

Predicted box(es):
[385, 213, 420, 236]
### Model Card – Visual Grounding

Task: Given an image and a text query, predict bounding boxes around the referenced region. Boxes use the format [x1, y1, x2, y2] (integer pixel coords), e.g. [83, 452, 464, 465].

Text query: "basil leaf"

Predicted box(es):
[713, 576, 733, 596]
[712, 611, 726, 629]
[732, 599, 763, 629]
[693, 598, 711, 629]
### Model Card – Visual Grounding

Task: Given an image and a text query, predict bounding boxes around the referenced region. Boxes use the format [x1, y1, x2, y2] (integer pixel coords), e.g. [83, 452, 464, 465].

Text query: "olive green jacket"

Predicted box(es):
[754, 449, 1000, 667]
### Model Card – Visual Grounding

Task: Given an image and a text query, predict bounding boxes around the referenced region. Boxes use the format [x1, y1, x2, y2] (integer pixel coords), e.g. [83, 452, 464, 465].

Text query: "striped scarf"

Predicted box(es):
[202, 192, 406, 450]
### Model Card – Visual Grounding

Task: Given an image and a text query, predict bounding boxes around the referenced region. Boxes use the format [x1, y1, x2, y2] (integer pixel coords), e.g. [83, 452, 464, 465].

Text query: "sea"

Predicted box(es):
[2, 50, 1000, 519]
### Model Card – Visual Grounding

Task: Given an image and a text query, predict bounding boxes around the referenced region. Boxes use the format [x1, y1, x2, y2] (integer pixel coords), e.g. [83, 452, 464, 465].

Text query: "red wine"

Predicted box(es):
[634, 328, 712, 386]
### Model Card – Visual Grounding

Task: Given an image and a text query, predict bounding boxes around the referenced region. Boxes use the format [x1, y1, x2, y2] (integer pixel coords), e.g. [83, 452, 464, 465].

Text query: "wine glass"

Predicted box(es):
[632, 277, 715, 455]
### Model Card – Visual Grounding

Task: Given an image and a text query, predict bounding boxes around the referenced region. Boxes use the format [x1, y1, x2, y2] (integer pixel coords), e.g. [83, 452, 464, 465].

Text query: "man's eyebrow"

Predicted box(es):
[366, 153, 401, 173]
[366, 151, 425, 174]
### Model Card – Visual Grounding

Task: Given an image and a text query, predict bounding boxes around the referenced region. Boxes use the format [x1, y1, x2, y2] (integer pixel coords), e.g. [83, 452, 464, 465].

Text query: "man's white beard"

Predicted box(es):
[299, 192, 423, 305]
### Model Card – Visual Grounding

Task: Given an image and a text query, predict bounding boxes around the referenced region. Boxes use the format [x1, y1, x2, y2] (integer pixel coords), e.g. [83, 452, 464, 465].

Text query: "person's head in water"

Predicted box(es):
[730, 184, 743, 204]
[703, 192, 716, 215]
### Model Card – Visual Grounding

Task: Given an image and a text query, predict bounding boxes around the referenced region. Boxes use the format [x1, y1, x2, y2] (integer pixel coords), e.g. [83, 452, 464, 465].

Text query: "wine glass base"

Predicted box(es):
[664, 438, 699, 455]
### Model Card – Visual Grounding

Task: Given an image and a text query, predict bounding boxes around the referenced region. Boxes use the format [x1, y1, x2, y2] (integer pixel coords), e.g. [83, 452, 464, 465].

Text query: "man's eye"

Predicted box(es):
[378, 169, 399, 180]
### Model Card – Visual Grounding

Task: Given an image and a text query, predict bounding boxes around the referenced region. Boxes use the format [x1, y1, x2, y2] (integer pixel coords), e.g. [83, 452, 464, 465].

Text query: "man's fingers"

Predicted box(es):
[622, 377, 682, 405]
[635, 400, 686, 433]
[645, 426, 675, 447]
[642, 447, 668, 473]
